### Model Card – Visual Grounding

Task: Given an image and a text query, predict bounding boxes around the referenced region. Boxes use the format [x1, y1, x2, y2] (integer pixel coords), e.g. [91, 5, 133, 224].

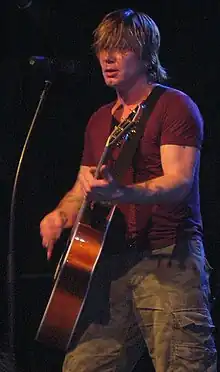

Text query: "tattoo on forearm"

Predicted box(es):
[58, 210, 68, 226]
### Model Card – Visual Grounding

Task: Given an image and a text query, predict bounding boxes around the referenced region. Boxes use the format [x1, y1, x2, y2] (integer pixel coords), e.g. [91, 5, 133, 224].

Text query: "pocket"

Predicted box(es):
[175, 343, 207, 361]
[174, 309, 215, 334]
[172, 310, 217, 370]
[173, 309, 215, 348]
[173, 342, 217, 370]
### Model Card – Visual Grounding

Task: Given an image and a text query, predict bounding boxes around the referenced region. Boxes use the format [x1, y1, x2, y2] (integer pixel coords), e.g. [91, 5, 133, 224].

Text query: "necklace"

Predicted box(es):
[113, 103, 137, 123]
[112, 85, 154, 123]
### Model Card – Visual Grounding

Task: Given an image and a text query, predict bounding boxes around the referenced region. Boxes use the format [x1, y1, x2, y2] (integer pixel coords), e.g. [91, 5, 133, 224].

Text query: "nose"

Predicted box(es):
[102, 50, 116, 64]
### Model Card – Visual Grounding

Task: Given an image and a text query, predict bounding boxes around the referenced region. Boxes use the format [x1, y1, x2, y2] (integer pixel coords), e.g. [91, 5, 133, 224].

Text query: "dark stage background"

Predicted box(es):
[1, 1, 220, 371]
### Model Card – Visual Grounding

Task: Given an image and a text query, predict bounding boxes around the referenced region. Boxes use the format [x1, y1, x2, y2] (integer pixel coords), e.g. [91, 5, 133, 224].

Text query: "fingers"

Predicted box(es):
[42, 237, 56, 260]
[89, 166, 97, 175]
[78, 166, 98, 194]
[46, 241, 54, 260]
[40, 222, 60, 245]
[78, 172, 91, 194]
[78, 165, 114, 200]
[40, 212, 63, 260]
[100, 166, 114, 182]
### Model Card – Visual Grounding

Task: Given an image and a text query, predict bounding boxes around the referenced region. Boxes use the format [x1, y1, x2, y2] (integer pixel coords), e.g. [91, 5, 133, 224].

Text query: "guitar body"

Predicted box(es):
[36, 104, 144, 351]
[35, 205, 116, 351]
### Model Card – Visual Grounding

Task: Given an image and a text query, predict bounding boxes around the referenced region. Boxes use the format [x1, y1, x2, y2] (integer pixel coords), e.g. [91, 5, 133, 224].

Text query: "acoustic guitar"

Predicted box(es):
[35, 105, 143, 351]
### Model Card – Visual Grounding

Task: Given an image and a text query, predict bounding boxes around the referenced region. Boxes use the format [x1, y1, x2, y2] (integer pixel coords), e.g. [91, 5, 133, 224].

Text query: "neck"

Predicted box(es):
[116, 74, 154, 107]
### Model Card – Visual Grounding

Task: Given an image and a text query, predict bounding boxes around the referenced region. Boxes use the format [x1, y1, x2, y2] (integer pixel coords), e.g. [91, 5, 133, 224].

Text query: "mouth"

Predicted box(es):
[104, 69, 119, 77]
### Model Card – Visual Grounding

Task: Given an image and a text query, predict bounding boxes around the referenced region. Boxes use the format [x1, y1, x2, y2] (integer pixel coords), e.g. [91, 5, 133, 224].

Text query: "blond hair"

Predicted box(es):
[93, 8, 167, 82]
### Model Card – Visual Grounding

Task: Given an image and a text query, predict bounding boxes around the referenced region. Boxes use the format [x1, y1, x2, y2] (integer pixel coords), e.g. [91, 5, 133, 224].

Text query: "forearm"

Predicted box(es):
[55, 182, 84, 227]
[118, 174, 191, 204]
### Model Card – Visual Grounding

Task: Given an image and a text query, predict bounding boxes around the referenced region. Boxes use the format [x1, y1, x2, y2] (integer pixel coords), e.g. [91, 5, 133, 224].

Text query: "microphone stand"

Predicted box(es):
[7, 79, 52, 368]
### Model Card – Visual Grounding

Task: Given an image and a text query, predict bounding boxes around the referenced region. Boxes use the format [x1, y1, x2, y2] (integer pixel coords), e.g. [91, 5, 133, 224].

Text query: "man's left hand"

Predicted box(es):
[80, 166, 124, 202]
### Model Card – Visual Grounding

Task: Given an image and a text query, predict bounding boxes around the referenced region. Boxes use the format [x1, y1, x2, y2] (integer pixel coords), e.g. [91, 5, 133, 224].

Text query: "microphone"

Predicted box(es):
[29, 56, 80, 74]
[17, 0, 32, 9]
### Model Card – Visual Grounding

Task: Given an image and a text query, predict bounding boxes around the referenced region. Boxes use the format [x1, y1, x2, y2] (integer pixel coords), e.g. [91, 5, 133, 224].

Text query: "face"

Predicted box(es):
[98, 49, 144, 90]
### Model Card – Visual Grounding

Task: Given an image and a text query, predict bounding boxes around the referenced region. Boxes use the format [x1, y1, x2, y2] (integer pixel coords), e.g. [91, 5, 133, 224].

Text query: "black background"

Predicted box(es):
[1, 1, 220, 371]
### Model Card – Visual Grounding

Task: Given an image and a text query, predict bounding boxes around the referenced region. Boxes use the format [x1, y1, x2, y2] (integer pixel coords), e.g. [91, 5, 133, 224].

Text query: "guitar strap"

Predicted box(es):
[111, 85, 167, 182]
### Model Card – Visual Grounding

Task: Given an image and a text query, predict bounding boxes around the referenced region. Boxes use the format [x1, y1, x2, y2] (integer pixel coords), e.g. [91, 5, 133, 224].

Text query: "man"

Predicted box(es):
[40, 8, 217, 372]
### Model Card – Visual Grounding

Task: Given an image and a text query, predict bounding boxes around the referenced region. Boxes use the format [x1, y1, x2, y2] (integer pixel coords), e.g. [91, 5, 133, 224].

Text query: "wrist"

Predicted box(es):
[111, 184, 139, 203]
[56, 208, 68, 228]
[119, 184, 148, 204]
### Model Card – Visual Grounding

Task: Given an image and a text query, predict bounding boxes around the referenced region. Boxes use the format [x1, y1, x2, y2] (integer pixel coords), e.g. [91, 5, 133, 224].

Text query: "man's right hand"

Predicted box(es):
[40, 209, 67, 260]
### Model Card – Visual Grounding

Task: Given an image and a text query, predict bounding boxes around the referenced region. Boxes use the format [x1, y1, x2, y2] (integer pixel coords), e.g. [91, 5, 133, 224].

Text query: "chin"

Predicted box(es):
[105, 79, 124, 89]
[105, 78, 116, 86]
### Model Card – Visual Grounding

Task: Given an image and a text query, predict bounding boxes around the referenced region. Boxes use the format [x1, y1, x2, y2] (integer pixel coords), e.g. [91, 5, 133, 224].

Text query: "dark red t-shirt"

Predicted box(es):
[81, 86, 204, 249]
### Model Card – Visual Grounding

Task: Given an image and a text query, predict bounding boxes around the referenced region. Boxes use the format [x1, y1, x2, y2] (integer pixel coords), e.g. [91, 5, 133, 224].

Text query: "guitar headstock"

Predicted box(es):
[106, 103, 145, 148]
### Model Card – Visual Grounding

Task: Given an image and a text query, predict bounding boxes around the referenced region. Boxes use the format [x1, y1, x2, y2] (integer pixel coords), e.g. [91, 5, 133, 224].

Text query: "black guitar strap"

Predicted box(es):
[111, 85, 167, 182]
